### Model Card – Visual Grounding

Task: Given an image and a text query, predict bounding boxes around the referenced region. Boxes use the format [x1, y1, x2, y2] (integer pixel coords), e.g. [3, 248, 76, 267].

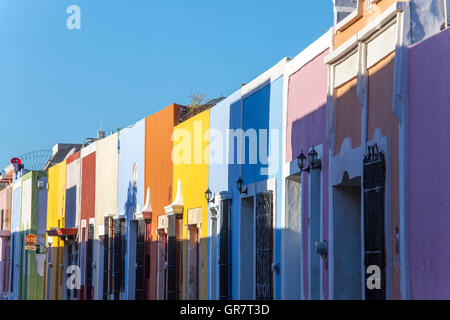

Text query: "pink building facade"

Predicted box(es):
[407, 27, 450, 299]
[282, 31, 331, 300]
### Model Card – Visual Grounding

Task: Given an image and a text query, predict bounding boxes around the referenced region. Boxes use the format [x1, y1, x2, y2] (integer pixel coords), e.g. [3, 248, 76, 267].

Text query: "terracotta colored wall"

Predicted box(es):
[334, 78, 361, 155]
[408, 28, 450, 299]
[334, 0, 398, 49]
[144, 104, 180, 300]
[367, 51, 400, 299]
[81, 152, 96, 221]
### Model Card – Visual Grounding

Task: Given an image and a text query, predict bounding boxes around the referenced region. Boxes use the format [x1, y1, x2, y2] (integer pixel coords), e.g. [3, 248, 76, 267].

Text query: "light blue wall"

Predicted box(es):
[117, 118, 145, 299]
[209, 89, 242, 195]
[207, 89, 241, 299]
[117, 119, 145, 218]
[270, 77, 283, 300]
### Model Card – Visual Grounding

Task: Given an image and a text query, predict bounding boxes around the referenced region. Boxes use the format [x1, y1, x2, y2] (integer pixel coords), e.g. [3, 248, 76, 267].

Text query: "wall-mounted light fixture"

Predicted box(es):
[236, 177, 247, 195]
[297, 146, 322, 173]
[315, 240, 328, 269]
[205, 188, 214, 203]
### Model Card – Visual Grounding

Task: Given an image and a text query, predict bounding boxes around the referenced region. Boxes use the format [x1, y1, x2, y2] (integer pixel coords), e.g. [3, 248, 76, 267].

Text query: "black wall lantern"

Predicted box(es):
[236, 177, 247, 195]
[297, 146, 322, 173]
[205, 188, 214, 203]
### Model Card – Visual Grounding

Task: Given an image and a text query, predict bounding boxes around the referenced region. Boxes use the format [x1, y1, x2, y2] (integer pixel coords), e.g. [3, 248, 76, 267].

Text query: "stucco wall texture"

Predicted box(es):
[334, 0, 398, 49]
[172, 110, 210, 300]
[286, 49, 330, 299]
[95, 133, 119, 235]
[144, 104, 180, 300]
[46, 161, 66, 300]
[407, 27, 450, 299]
[66, 152, 81, 230]
[208, 89, 241, 300]
[81, 148, 96, 222]
[20, 171, 47, 300]
[117, 119, 145, 219]
[367, 51, 401, 299]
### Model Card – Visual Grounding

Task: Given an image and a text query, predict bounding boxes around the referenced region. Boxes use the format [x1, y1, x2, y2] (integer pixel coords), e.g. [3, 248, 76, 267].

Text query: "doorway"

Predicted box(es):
[332, 174, 362, 300]
[239, 196, 254, 299]
[255, 191, 273, 300]
[186, 225, 199, 300]
[156, 230, 167, 300]
[135, 219, 145, 300]
[284, 175, 302, 299]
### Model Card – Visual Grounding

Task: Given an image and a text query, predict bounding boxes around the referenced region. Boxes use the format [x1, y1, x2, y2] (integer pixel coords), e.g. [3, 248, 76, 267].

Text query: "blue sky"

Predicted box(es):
[0, 0, 332, 169]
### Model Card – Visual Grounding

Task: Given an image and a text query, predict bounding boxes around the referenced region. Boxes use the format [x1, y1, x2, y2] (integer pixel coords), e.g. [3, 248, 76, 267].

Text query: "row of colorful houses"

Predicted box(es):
[0, 0, 449, 300]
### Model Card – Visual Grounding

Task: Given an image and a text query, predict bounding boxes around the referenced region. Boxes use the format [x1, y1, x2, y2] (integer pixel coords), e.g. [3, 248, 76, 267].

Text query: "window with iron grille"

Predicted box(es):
[113, 218, 122, 300]
[219, 199, 232, 300]
[86, 224, 94, 299]
[255, 191, 273, 300]
[120, 219, 126, 292]
[363, 144, 386, 300]
[135, 219, 146, 300]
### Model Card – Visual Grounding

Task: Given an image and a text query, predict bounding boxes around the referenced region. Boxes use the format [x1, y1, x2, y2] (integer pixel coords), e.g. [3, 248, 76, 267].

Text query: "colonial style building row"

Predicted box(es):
[0, 0, 449, 300]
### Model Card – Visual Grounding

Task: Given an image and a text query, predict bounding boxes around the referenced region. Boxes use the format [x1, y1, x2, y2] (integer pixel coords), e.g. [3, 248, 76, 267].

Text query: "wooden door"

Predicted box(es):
[187, 225, 199, 300]
[157, 230, 167, 300]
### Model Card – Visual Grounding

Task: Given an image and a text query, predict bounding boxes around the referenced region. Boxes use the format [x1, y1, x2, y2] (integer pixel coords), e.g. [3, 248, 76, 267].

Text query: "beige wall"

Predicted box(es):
[95, 133, 119, 239]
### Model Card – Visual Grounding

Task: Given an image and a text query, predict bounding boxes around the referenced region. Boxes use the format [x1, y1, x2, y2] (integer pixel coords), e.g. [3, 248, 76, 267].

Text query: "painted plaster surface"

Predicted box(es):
[367, 52, 401, 298]
[172, 110, 210, 300]
[0, 181, 12, 296]
[95, 133, 119, 234]
[407, 27, 450, 299]
[208, 90, 241, 299]
[334, 78, 361, 155]
[81, 146, 96, 222]
[20, 171, 47, 300]
[118, 119, 145, 219]
[145, 104, 180, 299]
[241, 76, 284, 299]
[117, 118, 145, 298]
[286, 49, 330, 299]
[46, 161, 66, 300]
[66, 152, 81, 229]
[287, 50, 329, 162]
[9, 179, 22, 300]
[334, 0, 398, 49]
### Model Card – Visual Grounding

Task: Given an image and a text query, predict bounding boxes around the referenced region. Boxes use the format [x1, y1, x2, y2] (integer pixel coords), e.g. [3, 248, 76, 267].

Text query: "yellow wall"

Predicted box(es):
[45, 161, 66, 300]
[172, 110, 209, 300]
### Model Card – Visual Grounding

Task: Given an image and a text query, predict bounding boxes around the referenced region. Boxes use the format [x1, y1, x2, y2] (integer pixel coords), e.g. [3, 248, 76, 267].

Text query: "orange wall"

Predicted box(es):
[334, 78, 361, 155]
[367, 52, 400, 298]
[144, 103, 180, 300]
[334, 0, 400, 49]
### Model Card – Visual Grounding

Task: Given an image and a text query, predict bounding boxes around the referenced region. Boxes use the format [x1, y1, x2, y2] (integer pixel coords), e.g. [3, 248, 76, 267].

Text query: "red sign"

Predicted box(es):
[25, 234, 38, 246]
[10, 157, 22, 165]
